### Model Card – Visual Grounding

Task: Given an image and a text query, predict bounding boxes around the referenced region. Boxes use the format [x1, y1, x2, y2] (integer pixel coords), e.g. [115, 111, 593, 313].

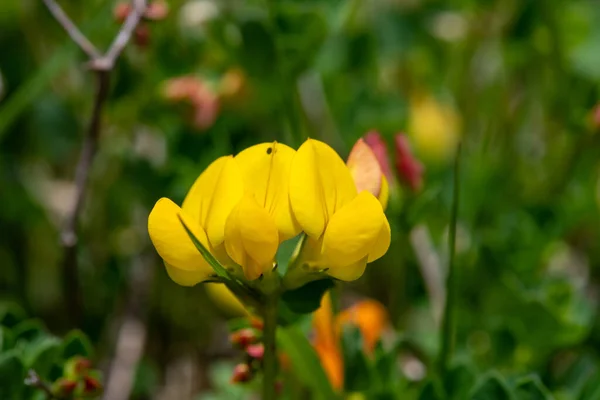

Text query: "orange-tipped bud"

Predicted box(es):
[82, 375, 102, 395]
[231, 363, 252, 383]
[52, 378, 77, 397]
[229, 328, 257, 348]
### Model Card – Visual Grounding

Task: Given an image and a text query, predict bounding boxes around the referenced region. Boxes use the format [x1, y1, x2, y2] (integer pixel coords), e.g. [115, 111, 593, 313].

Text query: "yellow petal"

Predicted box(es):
[164, 263, 209, 287]
[182, 156, 244, 248]
[368, 217, 391, 263]
[347, 138, 382, 197]
[327, 257, 368, 282]
[321, 191, 386, 271]
[224, 195, 279, 280]
[290, 139, 357, 239]
[148, 198, 213, 280]
[234, 142, 300, 241]
[378, 175, 389, 211]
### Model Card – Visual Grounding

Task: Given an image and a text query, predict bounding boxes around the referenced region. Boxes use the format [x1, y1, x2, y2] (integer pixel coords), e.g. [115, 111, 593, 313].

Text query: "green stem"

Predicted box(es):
[262, 295, 279, 400]
[438, 142, 462, 380]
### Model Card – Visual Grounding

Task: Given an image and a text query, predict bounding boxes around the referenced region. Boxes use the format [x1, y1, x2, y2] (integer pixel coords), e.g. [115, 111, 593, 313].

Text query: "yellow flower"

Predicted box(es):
[224, 142, 301, 281]
[148, 141, 300, 285]
[148, 156, 243, 286]
[289, 139, 391, 281]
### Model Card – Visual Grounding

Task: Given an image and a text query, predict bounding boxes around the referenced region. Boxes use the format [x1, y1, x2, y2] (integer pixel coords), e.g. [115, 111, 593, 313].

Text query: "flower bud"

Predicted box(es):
[145, 1, 169, 20]
[250, 317, 264, 331]
[230, 328, 257, 348]
[64, 356, 91, 379]
[231, 363, 252, 383]
[246, 343, 265, 360]
[82, 375, 103, 395]
[52, 378, 77, 397]
[394, 134, 424, 192]
[590, 104, 600, 132]
[363, 131, 393, 182]
[113, 3, 131, 23]
[134, 24, 151, 47]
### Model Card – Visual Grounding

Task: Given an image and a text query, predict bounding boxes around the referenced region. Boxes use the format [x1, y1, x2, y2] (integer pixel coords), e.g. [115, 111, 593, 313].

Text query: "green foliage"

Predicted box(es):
[0, 306, 99, 399]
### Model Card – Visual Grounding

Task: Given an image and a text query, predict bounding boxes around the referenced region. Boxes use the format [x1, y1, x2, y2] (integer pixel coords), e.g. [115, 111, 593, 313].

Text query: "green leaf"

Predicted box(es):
[178, 214, 230, 279]
[12, 319, 46, 342]
[61, 330, 93, 359]
[177, 214, 260, 306]
[444, 363, 477, 400]
[514, 375, 554, 400]
[0, 350, 25, 399]
[277, 326, 337, 400]
[0, 302, 27, 328]
[0, 326, 14, 352]
[276, 234, 304, 277]
[418, 379, 445, 400]
[22, 336, 61, 378]
[341, 325, 371, 392]
[470, 372, 515, 400]
[280, 279, 334, 315]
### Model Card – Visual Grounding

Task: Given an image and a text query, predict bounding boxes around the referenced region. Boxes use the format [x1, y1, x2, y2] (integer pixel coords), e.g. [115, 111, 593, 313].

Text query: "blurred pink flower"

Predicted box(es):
[163, 76, 220, 131]
[395, 134, 424, 192]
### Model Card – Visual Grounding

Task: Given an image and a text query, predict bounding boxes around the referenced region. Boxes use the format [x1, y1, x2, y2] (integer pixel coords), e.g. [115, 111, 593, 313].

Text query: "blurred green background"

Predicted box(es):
[1, 0, 600, 398]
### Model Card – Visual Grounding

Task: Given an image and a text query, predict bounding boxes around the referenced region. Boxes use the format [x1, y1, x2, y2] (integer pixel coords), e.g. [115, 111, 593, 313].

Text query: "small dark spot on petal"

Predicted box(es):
[266, 147, 272, 155]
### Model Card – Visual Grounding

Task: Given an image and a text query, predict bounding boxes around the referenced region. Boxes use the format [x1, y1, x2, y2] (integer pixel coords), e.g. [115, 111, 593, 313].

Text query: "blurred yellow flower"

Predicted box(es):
[289, 139, 391, 281]
[408, 94, 461, 164]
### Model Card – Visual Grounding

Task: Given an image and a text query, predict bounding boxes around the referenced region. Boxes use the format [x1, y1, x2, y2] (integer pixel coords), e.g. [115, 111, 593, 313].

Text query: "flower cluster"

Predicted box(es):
[148, 139, 391, 289]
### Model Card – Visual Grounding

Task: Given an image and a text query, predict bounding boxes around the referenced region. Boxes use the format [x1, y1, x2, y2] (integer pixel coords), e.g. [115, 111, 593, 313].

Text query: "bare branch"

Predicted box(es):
[94, 0, 147, 70]
[40, 0, 148, 324]
[41, 0, 101, 60]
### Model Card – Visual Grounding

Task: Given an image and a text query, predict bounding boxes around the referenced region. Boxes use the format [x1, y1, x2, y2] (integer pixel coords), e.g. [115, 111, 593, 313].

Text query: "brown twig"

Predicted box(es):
[41, 0, 147, 324]
[25, 370, 55, 399]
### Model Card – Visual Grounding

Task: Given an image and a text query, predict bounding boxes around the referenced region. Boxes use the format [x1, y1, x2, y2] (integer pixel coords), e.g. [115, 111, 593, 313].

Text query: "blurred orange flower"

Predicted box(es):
[312, 293, 389, 390]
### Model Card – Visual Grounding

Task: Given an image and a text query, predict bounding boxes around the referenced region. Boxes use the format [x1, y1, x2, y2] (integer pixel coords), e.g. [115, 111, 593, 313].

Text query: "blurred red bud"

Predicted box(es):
[591, 104, 600, 132]
[364, 131, 394, 182]
[246, 343, 265, 359]
[395, 134, 424, 192]
[134, 24, 151, 47]
[52, 378, 77, 397]
[64, 356, 91, 378]
[145, 1, 169, 20]
[113, 3, 131, 23]
[83, 375, 102, 395]
[230, 328, 257, 348]
[250, 317, 264, 331]
[231, 363, 252, 383]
